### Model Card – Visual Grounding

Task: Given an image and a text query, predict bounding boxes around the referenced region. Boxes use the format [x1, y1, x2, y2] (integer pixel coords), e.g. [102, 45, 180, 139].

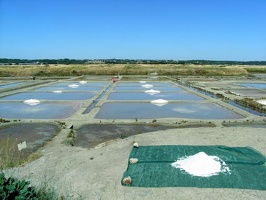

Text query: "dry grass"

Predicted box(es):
[0, 64, 251, 77]
[0, 138, 41, 169]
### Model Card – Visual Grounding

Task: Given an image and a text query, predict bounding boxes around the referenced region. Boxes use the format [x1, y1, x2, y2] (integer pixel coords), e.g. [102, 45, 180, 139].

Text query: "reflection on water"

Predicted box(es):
[34, 86, 105, 91]
[0, 102, 84, 119]
[95, 102, 243, 119]
[114, 86, 185, 91]
[1, 92, 97, 100]
[0, 82, 23, 89]
[107, 92, 203, 100]
[116, 82, 176, 87]
[51, 82, 108, 87]
[240, 83, 266, 89]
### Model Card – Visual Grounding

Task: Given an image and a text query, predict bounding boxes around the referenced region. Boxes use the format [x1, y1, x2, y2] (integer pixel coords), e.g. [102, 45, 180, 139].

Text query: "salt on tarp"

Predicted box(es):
[121, 145, 266, 190]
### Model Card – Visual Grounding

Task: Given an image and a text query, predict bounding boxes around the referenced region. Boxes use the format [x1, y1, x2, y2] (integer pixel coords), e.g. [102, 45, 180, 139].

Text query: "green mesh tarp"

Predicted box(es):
[121, 145, 266, 190]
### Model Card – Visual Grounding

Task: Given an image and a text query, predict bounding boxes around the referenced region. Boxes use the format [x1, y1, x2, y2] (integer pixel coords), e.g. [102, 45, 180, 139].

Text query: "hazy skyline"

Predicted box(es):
[0, 0, 265, 61]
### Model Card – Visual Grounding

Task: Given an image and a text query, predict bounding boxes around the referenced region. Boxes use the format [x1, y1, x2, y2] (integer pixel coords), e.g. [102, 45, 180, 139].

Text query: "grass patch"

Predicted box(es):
[244, 67, 266, 73]
[0, 64, 253, 77]
[63, 129, 76, 146]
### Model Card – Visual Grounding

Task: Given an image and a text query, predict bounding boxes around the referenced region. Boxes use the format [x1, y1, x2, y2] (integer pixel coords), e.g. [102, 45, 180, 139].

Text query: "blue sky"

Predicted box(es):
[0, 0, 265, 60]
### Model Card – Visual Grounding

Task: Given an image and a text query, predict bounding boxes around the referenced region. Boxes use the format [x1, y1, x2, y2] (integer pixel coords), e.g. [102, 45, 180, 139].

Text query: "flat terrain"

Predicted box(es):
[5, 127, 266, 200]
[1, 73, 266, 199]
[1, 63, 266, 77]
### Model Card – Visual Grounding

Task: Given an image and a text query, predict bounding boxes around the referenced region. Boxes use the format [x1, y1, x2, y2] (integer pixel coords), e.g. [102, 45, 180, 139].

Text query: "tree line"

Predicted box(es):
[0, 58, 265, 65]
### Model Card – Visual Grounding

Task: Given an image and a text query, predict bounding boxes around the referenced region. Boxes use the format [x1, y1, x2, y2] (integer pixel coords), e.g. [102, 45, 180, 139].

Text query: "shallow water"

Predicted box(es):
[34, 86, 105, 91]
[0, 102, 84, 119]
[121, 77, 170, 81]
[0, 82, 23, 89]
[51, 82, 109, 87]
[240, 83, 266, 89]
[107, 92, 203, 100]
[113, 86, 185, 92]
[95, 102, 243, 119]
[116, 82, 177, 87]
[0, 92, 98, 100]
[228, 101, 266, 117]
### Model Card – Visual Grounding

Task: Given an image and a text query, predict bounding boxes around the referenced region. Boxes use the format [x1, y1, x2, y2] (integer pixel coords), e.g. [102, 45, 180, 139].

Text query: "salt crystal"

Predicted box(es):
[68, 84, 79, 88]
[53, 90, 62, 93]
[145, 89, 160, 95]
[256, 99, 266, 105]
[23, 99, 40, 106]
[171, 152, 230, 177]
[150, 99, 168, 106]
[141, 84, 153, 88]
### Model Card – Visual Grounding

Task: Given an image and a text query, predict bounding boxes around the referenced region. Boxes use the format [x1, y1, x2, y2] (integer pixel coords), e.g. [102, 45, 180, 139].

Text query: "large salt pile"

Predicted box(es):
[256, 99, 266, 105]
[68, 84, 79, 88]
[145, 89, 160, 95]
[171, 152, 230, 177]
[23, 99, 40, 106]
[141, 84, 153, 88]
[139, 81, 146, 84]
[150, 99, 168, 106]
[79, 81, 87, 84]
[53, 90, 62, 93]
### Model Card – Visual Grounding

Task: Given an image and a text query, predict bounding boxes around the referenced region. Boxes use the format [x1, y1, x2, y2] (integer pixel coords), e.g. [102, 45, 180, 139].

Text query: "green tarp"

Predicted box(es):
[121, 145, 266, 190]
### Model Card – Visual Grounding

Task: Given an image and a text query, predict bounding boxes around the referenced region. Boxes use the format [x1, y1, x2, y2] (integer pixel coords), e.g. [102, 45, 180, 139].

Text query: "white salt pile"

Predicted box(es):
[139, 81, 146, 84]
[171, 152, 230, 177]
[68, 84, 79, 88]
[256, 99, 266, 105]
[23, 99, 40, 106]
[79, 81, 87, 84]
[53, 90, 62, 93]
[150, 99, 168, 106]
[145, 89, 160, 95]
[141, 84, 153, 88]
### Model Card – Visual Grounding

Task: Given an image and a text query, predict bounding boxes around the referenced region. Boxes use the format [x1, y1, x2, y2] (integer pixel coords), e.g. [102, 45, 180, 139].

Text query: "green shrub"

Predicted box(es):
[0, 173, 56, 200]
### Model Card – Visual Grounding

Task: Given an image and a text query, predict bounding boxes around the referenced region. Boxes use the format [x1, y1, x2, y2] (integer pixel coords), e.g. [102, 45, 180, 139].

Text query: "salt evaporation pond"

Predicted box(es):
[229, 89, 266, 98]
[113, 86, 185, 92]
[240, 83, 266, 89]
[0, 92, 97, 100]
[0, 123, 60, 164]
[51, 82, 108, 87]
[0, 102, 84, 119]
[0, 82, 24, 89]
[75, 124, 176, 148]
[95, 102, 243, 119]
[116, 82, 176, 87]
[107, 92, 204, 100]
[34, 86, 105, 91]
[0, 123, 60, 150]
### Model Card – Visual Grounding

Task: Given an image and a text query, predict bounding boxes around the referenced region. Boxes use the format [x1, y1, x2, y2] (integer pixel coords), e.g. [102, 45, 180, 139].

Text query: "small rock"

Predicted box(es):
[129, 158, 138, 164]
[133, 142, 139, 148]
[122, 176, 132, 184]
